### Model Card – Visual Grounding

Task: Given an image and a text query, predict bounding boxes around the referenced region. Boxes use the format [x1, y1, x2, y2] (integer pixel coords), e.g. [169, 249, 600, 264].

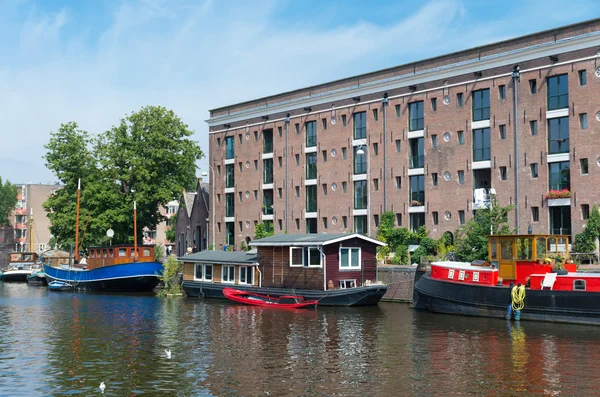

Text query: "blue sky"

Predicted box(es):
[1, 0, 599, 185]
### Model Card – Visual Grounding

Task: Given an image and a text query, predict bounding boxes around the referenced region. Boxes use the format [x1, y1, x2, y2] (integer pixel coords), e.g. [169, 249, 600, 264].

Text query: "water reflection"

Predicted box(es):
[2, 283, 600, 396]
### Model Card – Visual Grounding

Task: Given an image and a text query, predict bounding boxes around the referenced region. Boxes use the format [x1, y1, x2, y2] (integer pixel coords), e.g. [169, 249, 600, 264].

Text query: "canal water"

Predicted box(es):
[1, 282, 599, 397]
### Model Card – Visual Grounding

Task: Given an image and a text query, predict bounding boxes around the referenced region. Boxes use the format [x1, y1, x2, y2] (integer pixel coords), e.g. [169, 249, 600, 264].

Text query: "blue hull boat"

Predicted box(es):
[48, 280, 73, 291]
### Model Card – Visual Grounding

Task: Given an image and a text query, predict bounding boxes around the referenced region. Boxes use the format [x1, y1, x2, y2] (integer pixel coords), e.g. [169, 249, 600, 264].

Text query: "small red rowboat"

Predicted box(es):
[223, 288, 318, 309]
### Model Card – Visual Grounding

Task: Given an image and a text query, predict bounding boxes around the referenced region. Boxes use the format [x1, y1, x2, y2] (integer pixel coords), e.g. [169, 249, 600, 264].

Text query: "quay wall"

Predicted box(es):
[378, 265, 416, 303]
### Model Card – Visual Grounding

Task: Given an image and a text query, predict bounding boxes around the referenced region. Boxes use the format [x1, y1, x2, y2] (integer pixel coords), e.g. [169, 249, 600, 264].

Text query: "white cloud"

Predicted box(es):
[0, 0, 597, 184]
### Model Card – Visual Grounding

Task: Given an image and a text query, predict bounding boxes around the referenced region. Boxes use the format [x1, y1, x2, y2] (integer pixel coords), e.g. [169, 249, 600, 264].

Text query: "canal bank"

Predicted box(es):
[378, 265, 416, 303]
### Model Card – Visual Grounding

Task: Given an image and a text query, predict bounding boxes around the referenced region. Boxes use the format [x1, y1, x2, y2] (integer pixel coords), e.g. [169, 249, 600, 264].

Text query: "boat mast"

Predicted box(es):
[134, 200, 137, 261]
[29, 208, 34, 252]
[75, 179, 81, 262]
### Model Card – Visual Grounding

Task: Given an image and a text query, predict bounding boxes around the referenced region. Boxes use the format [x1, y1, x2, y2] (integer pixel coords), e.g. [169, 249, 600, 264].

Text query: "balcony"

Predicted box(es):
[262, 205, 273, 215]
[548, 138, 569, 155]
[409, 155, 424, 169]
[410, 192, 425, 207]
[473, 148, 491, 162]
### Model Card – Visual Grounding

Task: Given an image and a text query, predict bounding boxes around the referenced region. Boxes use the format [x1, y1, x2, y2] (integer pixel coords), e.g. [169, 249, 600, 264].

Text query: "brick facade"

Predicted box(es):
[206, 19, 600, 250]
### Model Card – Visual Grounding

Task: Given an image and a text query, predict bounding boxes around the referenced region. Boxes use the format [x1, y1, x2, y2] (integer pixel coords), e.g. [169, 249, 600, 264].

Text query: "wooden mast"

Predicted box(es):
[75, 179, 81, 262]
[134, 200, 138, 261]
[29, 208, 33, 252]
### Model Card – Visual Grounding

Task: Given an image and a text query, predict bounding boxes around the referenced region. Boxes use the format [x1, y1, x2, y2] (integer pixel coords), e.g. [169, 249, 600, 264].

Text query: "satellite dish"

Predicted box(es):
[106, 229, 114, 238]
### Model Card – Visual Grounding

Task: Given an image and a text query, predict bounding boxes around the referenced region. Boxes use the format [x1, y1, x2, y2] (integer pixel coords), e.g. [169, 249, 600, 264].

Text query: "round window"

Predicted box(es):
[445, 211, 452, 220]
[331, 149, 337, 157]
[245, 221, 250, 229]
[443, 95, 450, 105]
[596, 111, 600, 121]
[245, 161, 250, 168]
[332, 216, 338, 225]
[443, 132, 451, 142]
[245, 132, 250, 140]
[595, 67, 600, 78]
[331, 183, 337, 191]
[444, 171, 451, 181]
[245, 191, 250, 198]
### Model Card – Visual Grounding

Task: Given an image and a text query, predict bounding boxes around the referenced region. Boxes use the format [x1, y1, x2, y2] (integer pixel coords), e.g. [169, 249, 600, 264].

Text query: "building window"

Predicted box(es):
[395, 104, 401, 117]
[548, 117, 569, 154]
[532, 206, 539, 222]
[225, 222, 235, 246]
[547, 74, 568, 110]
[431, 97, 437, 111]
[458, 170, 464, 185]
[459, 210, 465, 225]
[579, 113, 588, 129]
[306, 185, 317, 212]
[278, 219, 283, 230]
[431, 134, 438, 149]
[295, 154, 300, 166]
[374, 214, 380, 227]
[342, 147, 347, 160]
[408, 101, 424, 131]
[306, 121, 317, 147]
[548, 161, 570, 191]
[254, 190, 258, 200]
[239, 266, 254, 285]
[582, 204, 590, 220]
[226, 164, 235, 188]
[396, 176, 402, 189]
[457, 93, 464, 107]
[278, 156, 282, 167]
[579, 70, 587, 86]
[254, 160, 258, 170]
[322, 150, 327, 162]
[225, 136, 234, 159]
[322, 183, 328, 195]
[217, 137, 221, 147]
[238, 162, 242, 172]
[295, 186, 300, 197]
[353, 146, 367, 175]
[409, 137, 424, 169]
[295, 218, 300, 230]
[225, 193, 235, 217]
[500, 166, 507, 181]
[433, 211, 438, 225]
[341, 114, 347, 126]
[499, 124, 506, 140]
[550, 206, 571, 235]
[410, 175, 425, 206]
[354, 215, 367, 235]
[458, 130, 464, 145]
[472, 89, 490, 121]
[263, 189, 273, 215]
[306, 153, 317, 180]
[529, 79, 537, 94]
[263, 158, 273, 184]
[278, 126, 282, 137]
[372, 108, 378, 121]
[373, 142, 378, 156]
[340, 247, 361, 269]
[322, 118, 327, 130]
[306, 218, 317, 234]
[396, 213, 402, 226]
[499, 85, 506, 100]
[263, 129, 273, 154]
[323, 217, 328, 229]
[295, 123, 300, 134]
[353, 112, 367, 139]
[432, 173, 438, 186]
[278, 187, 282, 199]
[222, 265, 235, 283]
[473, 128, 491, 161]
[254, 131, 258, 141]
[410, 213, 425, 232]
[395, 139, 401, 152]
[530, 163, 538, 178]
[530, 120, 538, 136]
[342, 181, 347, 193]
[238, 192, 242, 202]
[581, 158, 589, 175]
[342, 216, 348, 228]
[354, 181, 367, 209]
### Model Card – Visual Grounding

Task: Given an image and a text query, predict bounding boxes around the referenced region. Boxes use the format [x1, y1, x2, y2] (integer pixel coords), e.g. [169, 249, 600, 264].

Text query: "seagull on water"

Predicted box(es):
[165, 349, 172, 359]
[99, 382, 106, 393]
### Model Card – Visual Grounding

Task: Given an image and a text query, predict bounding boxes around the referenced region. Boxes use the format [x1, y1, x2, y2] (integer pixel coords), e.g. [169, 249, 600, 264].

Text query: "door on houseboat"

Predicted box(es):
[498, 237, 516, 280]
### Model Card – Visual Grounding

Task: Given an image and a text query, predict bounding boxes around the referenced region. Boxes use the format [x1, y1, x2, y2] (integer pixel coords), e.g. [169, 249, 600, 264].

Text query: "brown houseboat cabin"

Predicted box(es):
[181, 233, 386, 290]
[85, 245, 156, 269]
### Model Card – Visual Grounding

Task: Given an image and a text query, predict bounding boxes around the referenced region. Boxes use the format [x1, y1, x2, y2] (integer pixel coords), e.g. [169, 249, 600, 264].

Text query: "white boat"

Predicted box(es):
[3, 252, 38, 282]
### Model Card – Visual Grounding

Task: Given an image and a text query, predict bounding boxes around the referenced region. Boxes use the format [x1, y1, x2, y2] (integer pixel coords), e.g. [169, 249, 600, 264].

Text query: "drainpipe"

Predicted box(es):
[512, 65, 521, 233]
[285, 113, 290, 233]
[382, 93, 389, 212]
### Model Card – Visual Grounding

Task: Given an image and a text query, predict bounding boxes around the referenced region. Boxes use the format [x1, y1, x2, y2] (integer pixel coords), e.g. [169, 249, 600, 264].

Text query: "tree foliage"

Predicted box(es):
[0, 178, 18, 227]
[376, 211, 437, 265]
[254, 222, 274, 240]
[43, 107, 204, 251]
[454, 201, 514, 262]
[573, 205, 600, 253]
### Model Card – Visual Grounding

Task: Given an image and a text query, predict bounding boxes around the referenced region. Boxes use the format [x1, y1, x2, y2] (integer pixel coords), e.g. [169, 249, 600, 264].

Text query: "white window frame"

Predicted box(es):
[290, 247, 304, 267]
[339, 279, 357, 289]
[222, 265, 235, 284]
[204, 264, 213, 281]
[339, 247, 361, 270]
[305, 247, 322, 268]
[239, 266, 253, 285]
[194, 264, 213, 281]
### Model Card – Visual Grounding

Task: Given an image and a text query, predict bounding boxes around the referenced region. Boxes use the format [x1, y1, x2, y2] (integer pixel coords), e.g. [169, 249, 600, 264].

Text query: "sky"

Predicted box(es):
[1, 0, 599, 185]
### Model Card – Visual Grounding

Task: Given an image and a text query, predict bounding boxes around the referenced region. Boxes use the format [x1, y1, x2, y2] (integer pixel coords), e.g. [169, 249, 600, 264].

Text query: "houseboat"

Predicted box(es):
[2, 252, 39, 282]
[181, 233, 387, 306]
[412, 234, 600, 325]
[41, 245, 163, 292]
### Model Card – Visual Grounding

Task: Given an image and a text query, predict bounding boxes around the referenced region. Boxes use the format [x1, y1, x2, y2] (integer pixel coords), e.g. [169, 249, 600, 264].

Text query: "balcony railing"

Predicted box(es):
[548, 94, 569, 111]
[548, 182, 570, 192]
[263, 140, 273, 154]
[409, 118, 424, 131]
[306, 200, 317, 213]
[548, 138, 569, 154]
[409, 155, 424, 169]
[354, 160, 367, 175]
[263, 205, 273, 215]
[354, 127, 367, 140]
[306, 134, 317, 147]
[410, 192, 425, 206]
[473, 148, 491, 162]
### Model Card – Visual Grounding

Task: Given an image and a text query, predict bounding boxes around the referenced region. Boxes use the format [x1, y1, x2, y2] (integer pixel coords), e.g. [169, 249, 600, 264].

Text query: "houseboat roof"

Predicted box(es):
[179, 251, 258, 265]
[248, 233, 386, 247]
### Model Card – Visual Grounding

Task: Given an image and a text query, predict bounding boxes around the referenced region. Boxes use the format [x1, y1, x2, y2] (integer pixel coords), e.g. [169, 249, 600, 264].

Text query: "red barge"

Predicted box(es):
[413, 234, 600, 325]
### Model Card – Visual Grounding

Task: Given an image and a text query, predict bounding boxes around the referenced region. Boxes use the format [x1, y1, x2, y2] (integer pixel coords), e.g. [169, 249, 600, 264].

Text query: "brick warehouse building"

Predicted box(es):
[205, 19, 600, 250]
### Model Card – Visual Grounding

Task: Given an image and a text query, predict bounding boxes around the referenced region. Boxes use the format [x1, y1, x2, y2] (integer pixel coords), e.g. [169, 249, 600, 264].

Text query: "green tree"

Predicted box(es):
[255, 222, 274, 239]
[454, 201, 514, 262]
[573, 205, 600, 254]
[43, 107, 204, 250]
[165, 212, 178, 243]
[0, 178, 18, 227]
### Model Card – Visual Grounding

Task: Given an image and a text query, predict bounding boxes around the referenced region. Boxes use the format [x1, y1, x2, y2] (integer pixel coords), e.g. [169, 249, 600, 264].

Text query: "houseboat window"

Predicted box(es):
[339, 279, 357, 289]
[103, 249, 108, 258]
[90, 250, 96, 258]
[194, 264, 203, 280]
[239, 266, 253, 284]
[558, 237, 568, 253]
[204, 265, 213, 281]
[143, 248, 151, 257]
[290, 247, 304, 267]
[131, 249, 136, 257]
[222, 265, 235, 283]
[340, 247, 361, 269]
[118, 248, 127, 257]
[500, 239, 514, 260]
[574, 280, 586, 291]
[517, 238, 533, 260]
[536, 238, 546, 260]
[306, 248, 321, 267]
[489, 237, 498, 260]
[547, 238, 557, 255]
